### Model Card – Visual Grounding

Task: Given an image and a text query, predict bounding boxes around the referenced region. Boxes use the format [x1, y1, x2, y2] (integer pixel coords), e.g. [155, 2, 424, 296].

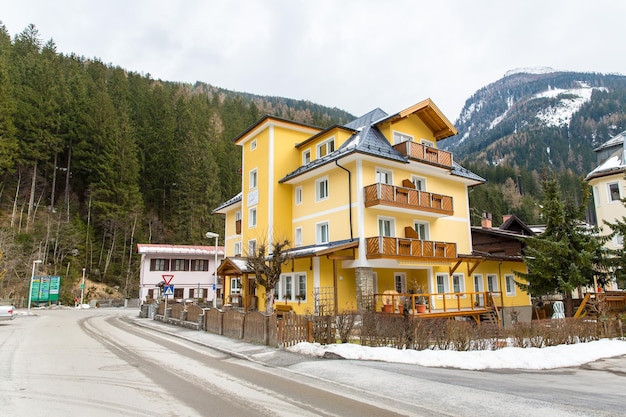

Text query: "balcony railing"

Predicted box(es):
[392, 141, 453, 169]
[364, 183, 453, 216]
[365, 236, 457, 260]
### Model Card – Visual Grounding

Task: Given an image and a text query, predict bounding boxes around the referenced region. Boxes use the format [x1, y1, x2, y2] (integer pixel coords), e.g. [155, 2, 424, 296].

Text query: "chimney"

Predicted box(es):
[481, 212, 492, 229]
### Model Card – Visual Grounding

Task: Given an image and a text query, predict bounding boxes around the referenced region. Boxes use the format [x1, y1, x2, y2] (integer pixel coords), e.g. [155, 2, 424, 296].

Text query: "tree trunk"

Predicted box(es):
[11, 172, 21, 228]
[265, 288, 275, 315]
[27, 162, 37, 229]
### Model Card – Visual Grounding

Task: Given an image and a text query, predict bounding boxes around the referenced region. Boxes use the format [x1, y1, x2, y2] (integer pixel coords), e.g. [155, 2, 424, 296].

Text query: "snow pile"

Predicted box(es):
[534, 82, 607, 127]
[288, 339, 626, 370]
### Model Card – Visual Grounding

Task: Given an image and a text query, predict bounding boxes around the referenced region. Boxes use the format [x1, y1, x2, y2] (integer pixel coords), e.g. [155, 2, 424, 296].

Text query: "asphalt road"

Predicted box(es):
[1, 309, 624, 417]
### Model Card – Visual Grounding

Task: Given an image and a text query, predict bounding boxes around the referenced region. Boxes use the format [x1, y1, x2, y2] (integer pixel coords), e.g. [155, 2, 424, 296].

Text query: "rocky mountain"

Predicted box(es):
[443, 68, 626, 176]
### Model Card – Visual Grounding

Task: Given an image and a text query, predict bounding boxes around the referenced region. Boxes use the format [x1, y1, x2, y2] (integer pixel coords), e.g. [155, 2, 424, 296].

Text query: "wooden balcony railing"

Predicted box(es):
[364, 183, 453, 215]
[366, 236, 456, 260]
[374, 291, 503, 317]
[392, 141, 453, 169]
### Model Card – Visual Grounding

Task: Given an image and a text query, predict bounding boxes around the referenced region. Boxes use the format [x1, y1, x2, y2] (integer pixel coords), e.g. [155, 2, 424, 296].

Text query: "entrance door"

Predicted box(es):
[473, 274, 484, 307]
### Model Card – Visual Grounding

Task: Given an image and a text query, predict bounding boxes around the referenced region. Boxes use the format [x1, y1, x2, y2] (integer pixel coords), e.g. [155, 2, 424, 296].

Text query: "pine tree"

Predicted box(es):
[514, 176, 609, 315]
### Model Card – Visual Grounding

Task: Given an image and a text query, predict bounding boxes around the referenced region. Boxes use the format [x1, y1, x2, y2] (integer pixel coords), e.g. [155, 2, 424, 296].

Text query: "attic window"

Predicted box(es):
[317, 138, 335, 158]
[393, 131, 413, 144]
[608, 182, 621, 202]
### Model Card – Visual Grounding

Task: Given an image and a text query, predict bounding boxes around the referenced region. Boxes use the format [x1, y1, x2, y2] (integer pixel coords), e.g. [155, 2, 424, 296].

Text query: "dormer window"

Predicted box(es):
[302, 149, 311, 165]
[317, 138, 335, 158]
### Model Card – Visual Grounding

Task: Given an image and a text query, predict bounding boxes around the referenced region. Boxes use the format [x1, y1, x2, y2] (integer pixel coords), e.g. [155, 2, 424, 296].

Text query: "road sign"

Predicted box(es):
[164, 285, 174, 296]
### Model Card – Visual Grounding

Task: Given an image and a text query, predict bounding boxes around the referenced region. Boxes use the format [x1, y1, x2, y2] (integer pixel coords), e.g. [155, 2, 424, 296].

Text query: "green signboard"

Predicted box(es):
[31, 276, 61, 303]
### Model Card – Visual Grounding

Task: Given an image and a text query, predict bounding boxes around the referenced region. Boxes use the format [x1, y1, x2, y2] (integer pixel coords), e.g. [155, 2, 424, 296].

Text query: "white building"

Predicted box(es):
[585, 130, 626, 290]
[137, 244, 224, 303]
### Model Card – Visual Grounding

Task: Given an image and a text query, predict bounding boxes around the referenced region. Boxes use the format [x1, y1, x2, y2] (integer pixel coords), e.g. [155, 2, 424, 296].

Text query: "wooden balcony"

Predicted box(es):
[392, 141, 453, 169]
[235, 219, 242, 235]
[364, 183, 453, 216]
[366, 236, 456, 260]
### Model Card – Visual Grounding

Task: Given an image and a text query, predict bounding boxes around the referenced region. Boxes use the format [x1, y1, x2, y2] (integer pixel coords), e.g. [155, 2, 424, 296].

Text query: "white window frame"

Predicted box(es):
[234, 241, 242, 256]
[250, 139, 257, 151]
[394, 273, 407, 294]
[277, 272, 307, 302]
[302, 149, 311, 165]
[421, 138, 435, 148]
[608, 182, 621, 202]
[473, 274, 485, 306]
[376, 167, 393, 185]
[315, 176, 329, 201]
[295, 227, 303, 246]
[316, 137, 335, 158]
[392, 131, 413, 144]
[436, 273, 450, 294]
[248, 206, 257, 228]
[487, 274, 499, 295]
[413, 221, 429, 240]
[248, 239, 257, 256]
[452, 273, 466, 296]
[295, 186, 303, 205]
[505, 274, 516, 296]
[411, 175, 426, 191]
[316, 221, 329, 244]
[378, 216, 395, 237]
[249, 168, 258, 190]
[235, 210, 242, 221]
[230, 277, 241, 294]
[614, 233, 624, 247]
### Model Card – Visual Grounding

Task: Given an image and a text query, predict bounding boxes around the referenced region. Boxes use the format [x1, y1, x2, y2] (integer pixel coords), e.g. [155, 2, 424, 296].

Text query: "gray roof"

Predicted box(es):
[451, 161, 486, 183]
[212, 192, 242, 213]
[279, 108, 407, 183]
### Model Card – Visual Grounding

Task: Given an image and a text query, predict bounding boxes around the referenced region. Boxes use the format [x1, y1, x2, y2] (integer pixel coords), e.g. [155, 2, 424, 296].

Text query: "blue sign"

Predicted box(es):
[164, 285, 174, 296]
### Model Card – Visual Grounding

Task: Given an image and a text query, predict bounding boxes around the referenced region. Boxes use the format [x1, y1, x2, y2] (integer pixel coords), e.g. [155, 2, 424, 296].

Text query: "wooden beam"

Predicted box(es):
[327, 254, 355, 260]
[449, 260, 462, 275]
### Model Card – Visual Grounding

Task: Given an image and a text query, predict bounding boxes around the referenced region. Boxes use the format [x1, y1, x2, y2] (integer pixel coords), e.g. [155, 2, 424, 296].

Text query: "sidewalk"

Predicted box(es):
[129, 314, 310, 368]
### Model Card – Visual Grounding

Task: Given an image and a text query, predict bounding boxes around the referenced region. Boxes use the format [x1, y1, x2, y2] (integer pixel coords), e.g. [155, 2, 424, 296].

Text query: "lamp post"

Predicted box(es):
[205, 232, 219, 308]
[80, 268, 86, 307]
[28, 259, 43, 315]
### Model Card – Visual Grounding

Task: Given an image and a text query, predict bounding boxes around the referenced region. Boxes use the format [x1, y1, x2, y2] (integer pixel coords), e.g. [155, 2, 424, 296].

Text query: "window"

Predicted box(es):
[452, 273, 465, 293]
[394, 273, 406, 293]
[250, 139, 257, 151]
[412, 176, 425, 191]
[277, 273, 307, 301]
[302, 149, 311, 165]
[378, 217, 395, 237]
[295, 186, 302, 205]
[295, 227, 303, 246]
[436, 273, 449, 293]
[192, 259, 208, 271]
[316, 222, 329, 244]
[393, 131, 413, 144]
[614, 234, 624, 247]
[150, 258, 169, 271]
[230, 277, 241, 294]
[235, 210, 242, 234]
[316, 177, 329, 201]
[505, 274, 516, 296]
[173, 288, 184, 299]
[376, 168, 392, 185]
[249, 207, 257, 228]
[414, 221, 429, 240]
[317, 138, 335, 158]
[487, 274, 499, 293]
[234, 241, 242, 256]
[421, 139, 435, 148]
[173, 259, 189, 271]
[608, 182, 621, 202]
[249, 169, 258, 189]
[473, 274, 484, 305]
[248, 239, 257, 256]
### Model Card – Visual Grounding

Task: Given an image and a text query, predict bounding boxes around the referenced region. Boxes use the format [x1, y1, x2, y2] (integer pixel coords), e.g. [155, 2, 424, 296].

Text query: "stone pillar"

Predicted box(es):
[355, 267, 375, 312]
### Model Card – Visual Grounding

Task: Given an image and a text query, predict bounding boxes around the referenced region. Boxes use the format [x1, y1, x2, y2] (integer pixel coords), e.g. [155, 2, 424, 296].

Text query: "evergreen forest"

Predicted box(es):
[0, 24, 352, 303]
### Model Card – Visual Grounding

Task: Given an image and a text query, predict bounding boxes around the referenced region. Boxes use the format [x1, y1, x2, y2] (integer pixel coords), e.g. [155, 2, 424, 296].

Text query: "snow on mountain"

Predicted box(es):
[534, 82, 607, 127]
[504, 67, 558, 77]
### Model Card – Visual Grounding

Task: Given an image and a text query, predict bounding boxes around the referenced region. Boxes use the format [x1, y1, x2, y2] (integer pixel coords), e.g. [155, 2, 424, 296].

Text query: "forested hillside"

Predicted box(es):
[0, 24, 352, 302]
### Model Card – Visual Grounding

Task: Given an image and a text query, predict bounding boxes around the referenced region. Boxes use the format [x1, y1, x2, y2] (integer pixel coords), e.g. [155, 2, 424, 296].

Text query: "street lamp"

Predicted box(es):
[205, 231, 219, 308]
[28, 259, 43, 315]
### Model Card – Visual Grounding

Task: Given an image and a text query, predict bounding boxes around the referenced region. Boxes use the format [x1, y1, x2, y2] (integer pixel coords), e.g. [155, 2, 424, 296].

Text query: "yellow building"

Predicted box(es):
[213, 99, 532, 325]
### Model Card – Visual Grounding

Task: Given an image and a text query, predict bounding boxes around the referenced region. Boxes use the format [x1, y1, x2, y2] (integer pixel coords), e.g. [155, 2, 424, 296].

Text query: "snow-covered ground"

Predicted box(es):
[289, 339, 626, 370]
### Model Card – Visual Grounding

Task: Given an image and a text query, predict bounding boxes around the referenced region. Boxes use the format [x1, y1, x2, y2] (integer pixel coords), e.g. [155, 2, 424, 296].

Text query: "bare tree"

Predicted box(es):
[246, 239, 291, 314]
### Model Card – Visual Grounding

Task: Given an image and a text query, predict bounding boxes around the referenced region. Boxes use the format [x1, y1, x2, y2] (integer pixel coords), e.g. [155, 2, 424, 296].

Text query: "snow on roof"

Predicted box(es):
[137, 244, 224, 256]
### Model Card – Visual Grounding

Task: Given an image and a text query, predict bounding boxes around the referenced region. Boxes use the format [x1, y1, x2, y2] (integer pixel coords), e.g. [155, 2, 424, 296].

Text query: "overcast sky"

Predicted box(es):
[2, 0, 625, 121]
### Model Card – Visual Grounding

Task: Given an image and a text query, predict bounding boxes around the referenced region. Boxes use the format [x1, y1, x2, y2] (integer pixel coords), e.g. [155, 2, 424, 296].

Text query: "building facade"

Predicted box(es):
[137, 244, 224, 303]
[213, 99, 532, 323]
